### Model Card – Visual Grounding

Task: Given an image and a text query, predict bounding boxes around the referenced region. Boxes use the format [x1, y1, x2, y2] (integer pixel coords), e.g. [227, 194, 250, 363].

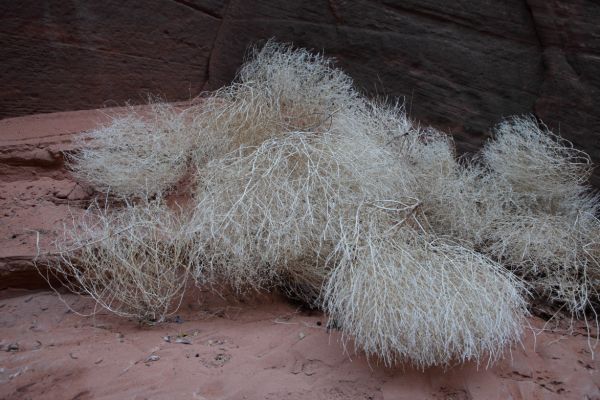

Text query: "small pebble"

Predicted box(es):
[175, 337, 192, 345]
[145, 354, 160, 362]
[6, 343, 19, 352]
[298, 332, 306, 340]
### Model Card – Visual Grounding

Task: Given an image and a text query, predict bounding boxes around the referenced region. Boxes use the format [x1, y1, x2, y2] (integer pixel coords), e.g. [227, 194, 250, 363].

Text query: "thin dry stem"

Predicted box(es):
[48, 199, 193, 323]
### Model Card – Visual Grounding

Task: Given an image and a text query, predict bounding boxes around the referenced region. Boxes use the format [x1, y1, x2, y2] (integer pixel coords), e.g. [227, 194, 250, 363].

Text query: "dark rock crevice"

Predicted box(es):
[520, 0, 547, 126]
[202, 0, 234, 91]
[524, 0, 545, 51]
[171, 0, 223, 20]
[327, 0, 343, 27]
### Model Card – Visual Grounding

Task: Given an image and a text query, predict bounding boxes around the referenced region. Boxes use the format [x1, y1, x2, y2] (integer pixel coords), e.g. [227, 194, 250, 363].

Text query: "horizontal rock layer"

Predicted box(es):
[0, 109, 108, 288]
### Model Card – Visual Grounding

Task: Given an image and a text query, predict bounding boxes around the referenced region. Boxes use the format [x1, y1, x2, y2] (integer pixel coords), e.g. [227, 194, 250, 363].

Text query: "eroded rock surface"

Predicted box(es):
[0, 109, 107, 288]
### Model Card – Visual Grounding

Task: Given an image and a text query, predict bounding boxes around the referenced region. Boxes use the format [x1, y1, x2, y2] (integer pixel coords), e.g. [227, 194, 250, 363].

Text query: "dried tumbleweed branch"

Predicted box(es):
[47, 199, 192, 324]
[46, 42, 600, 368]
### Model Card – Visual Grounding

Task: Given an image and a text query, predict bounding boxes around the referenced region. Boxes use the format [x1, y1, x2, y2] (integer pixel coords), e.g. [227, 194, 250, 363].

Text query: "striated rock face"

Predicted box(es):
[1, 0, 224, 116]
[2, 1, 599, 184]
[0, 110, 107, 288]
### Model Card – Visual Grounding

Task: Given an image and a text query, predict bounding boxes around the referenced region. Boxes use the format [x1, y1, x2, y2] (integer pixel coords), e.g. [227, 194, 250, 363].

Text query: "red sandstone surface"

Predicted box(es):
[0, 109, 108, 289]
[1, 109, 599, 399]
[1, 289, 599, 400]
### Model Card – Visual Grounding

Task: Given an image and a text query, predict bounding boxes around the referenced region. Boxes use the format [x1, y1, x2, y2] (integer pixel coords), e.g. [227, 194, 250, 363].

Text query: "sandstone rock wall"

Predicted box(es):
[2, 0, 599, 184]
[0, 110, 106, 288]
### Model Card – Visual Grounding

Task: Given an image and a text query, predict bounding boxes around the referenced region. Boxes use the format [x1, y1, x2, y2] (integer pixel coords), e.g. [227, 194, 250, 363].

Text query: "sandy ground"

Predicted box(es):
[1, 288, 599, 400]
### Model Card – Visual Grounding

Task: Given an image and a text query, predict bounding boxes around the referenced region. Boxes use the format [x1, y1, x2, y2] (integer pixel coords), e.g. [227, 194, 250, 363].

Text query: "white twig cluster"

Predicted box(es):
[47, 41, 599, 367]
[69, 102, 194, 198]
[50, 198, 193, 323]
[416, 116, 600, 317]
[479, 118, 600, 316]
[324, 230, 527, 368]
